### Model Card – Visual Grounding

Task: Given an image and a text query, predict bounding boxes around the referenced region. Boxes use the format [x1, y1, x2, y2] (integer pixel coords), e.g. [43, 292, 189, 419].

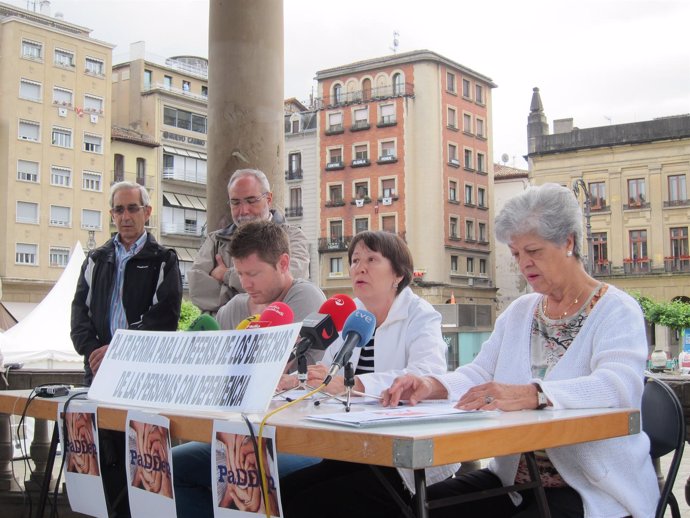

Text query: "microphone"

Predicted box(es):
[246, 302, 294, 329]
[323, 309, 376, 385]
[186, 314, 220, 331]
[235, 314, 260, 330]
[294, 294, 356, 357]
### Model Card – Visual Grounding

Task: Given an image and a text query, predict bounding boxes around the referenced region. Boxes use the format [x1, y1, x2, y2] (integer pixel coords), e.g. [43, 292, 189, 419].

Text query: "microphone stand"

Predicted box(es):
[274, 353, 317, 399]
[313, 362, 356, 412]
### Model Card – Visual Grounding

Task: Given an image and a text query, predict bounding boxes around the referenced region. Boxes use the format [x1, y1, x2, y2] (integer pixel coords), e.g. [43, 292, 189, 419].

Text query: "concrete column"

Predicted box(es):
[207, 0, 285, 232]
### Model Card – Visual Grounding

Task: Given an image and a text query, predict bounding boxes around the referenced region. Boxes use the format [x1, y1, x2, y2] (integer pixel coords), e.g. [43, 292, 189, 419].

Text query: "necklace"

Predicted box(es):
[543, 286, 587, 320]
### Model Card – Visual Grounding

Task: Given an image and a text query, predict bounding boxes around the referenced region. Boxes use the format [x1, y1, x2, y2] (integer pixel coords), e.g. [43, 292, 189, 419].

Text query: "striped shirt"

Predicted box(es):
[109, 232, 148, 336]
[354, 333, 376, 376]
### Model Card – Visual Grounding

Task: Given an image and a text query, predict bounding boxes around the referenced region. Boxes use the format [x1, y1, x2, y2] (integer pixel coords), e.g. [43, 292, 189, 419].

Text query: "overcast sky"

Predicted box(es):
[12, 0, 690, 168]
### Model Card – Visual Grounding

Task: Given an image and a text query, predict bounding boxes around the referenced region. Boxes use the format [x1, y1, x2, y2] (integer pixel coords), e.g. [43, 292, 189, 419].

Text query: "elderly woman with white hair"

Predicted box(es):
[383, 183, 658, 517]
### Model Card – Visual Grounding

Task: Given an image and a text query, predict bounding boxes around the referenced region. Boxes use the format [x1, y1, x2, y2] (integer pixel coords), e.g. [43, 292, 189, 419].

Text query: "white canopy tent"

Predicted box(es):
[0, 243, 85, 370]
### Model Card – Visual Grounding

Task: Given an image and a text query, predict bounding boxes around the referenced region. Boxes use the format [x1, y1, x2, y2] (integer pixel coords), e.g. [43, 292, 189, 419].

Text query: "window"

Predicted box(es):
[288, 153, 302, 174]
[462, 78, 471, 98]
[85, 57, 105, 76]
[17, 160, 39, 182]
[449, 217, 458, 238]
[51, 127, 72, 148]
[463, 113, 472, 133]
[476, 118, 485, 138]
[82, 171, 102, 191]
[144, 69, 152, 89]
[381, 140, 396, 158]
[83, 134, 102, 153]
[669, 174, 687, 203]
[330, 257, 343, 276]
[461, 149, 472, 169]
[629, 230, 647, 259]
[448, 144, 458, 164]
[362, 78, 372, 100]
[333, 84, 343, 104]
[466, 220, 475, 240]
[51, 166, 72, 187]
[671, 227, 688, 257]
[479, 259, 487, 275]
[380, 104, 395, 125]
[82, 209, 102, 230]
[289, 187, 302, 210]
[354, 144, 368, 161]
[381, 215, 396, 233]
[467, 257, 475, 274]
[392, 73, 404, 96]
[447, 107, 457, 129]
[478, 187, 486, 207]
[328, 112, 343, 132]
[53, 87, 73, 105]
[451, 255, 458, 272]
[291, 119, 300, 133]
[182, 80, 191, 91]
[16, 243, 37, 265]
[329, 184, 343, 203]
[328, 148, 343, 165]
[589, 182, 606, 208]
[446, 71, 456, 93]
[627, 178, 646, 206]
[201, 85, 208, 97]
[464, 184, 473, 205]
[477, 153, 486, 173]
[84, 95, 103, 113]
[449, 180, 457, 202]
[114, 154, 124, 182]
[18, 120, 40, 141]
[479, 222, 487, 242]
[354, 181, 368, 199]
[381, 178, 396, 198]
[17, 201, 39, 224]
[353, 107, 368, 129]
[475, 84, 484, 104]
[49, 205, 71, 227]
[163, 106, 207, 134]
[330, 220, 343, 240]
[164, 75, 172, 89]
[135, 158, 146, 186]
[22, 40, 42, 60]
[19, 79, 41, 101]
[355, 218, 369, 234]
[54, 49, 74, 67]
[49, 247, 70, 267]
[593, 232, 608, 263]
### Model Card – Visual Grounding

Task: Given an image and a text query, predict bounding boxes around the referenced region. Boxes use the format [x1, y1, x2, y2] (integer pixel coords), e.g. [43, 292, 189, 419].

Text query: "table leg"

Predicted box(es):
[414, 469, 429, 518]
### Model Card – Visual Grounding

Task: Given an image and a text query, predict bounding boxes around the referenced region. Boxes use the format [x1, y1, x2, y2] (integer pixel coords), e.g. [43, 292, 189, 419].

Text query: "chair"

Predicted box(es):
[642, 377, 685, 518]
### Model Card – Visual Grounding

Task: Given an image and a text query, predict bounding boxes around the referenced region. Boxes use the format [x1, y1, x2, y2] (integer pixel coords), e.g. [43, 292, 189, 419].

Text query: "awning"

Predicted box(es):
[162, 146, 207, 161]
[163, 192, 207, 211]
[175, 193, 196, 209]
[175, 247, 198, 262]
[162, 192, 181, 207]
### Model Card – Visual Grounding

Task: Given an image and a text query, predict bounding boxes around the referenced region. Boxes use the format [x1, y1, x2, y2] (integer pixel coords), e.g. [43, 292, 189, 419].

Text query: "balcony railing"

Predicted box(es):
[285, 206, 303, 218]
[314, 82, 414, 110]
[593, 260, 611, 276]
[377, 154, 397, 164]
[285, 168, 303, 181]
[623, 258, 652, 274]
[664, 199, 690, 208]
[325, 161, 345, 171]
[664, 256, 690, 272]
[623, 201, 651, 210]
[162, 168, 207, 185]
[318, 236, 352, 252]
[161, 222, 203, 236]
[350, 120, 370, 131]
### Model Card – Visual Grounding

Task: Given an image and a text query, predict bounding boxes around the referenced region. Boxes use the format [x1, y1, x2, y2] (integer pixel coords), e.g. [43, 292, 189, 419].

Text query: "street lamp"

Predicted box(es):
[572, 179, 594, 275]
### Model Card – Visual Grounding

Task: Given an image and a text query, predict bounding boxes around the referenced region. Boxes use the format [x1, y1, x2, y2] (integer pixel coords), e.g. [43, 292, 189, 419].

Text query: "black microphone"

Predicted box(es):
[294, 295, 356, 357]
[323, 309, 376, 385]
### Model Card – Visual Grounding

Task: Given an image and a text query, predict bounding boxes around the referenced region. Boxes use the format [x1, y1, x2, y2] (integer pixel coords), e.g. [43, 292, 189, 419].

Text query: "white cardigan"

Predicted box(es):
[436, 285, 659, 518]
[320, 287, 458, 492]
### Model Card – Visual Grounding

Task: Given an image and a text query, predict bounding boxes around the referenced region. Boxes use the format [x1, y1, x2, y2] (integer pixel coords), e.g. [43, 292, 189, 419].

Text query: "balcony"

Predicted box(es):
[285, 169, 303, 181]
[590, 204, 611, 213]
[664, 199, 690, 208]
[162, 167, 207, 185]
[325, 124, 344, 136]
[318, 236, 352, 252]
[664, 256, 690, 273]
[313, 82, 414, 109]
[377, 155, 397, 164]
[350, 120, 370, 132]
[377, 115, 397, 128]
[593, 260, 611, 276]
[623, 200, 650, 211]
[325, 161, 345, 171]
[350, 197, 372, 206]
[161, 222, 203, 236]
[285, 206, 303, 218]
[623, 257, 652, 274]
[351, 158, 370, 168]
[325, 199, 346, 208]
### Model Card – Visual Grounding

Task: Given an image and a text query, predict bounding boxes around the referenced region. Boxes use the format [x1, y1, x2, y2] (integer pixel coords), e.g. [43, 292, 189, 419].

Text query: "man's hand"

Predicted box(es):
[210, 254, 228, 282]
[381, 374, 447, 407]
[88, 345, 108, 376]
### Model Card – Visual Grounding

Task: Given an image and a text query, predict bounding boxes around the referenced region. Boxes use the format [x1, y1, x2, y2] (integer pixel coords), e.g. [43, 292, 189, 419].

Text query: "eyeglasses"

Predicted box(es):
[228, 192, 269, 207]
[111, 204, 146, 215]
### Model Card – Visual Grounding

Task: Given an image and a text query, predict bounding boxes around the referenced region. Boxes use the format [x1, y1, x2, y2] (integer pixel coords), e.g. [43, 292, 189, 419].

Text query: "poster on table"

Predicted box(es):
[88, 325, 300, 413]
[125, 410, 176, 517]
[212, 420, 282, 518]
[57, 401, 108, 518]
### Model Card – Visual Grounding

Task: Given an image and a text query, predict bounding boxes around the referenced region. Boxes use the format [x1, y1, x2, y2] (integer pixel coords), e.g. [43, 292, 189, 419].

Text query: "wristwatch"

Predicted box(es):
[534, 383, 548, 410]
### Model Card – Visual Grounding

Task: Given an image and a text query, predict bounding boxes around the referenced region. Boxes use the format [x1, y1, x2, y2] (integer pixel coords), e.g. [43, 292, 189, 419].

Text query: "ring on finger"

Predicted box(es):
[485, 395, 494, 404]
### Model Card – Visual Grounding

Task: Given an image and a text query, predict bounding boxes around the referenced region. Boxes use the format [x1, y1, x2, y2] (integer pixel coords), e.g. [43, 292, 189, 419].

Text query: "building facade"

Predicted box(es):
[111, 42, 209, 288]
[314, 50, 497, 305]
[527, 87, 690, 353]
[0, 2, 113, 301]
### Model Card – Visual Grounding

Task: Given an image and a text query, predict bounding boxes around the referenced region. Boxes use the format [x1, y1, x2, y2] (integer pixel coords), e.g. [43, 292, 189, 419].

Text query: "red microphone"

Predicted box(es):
[246, 302, 294, 329]
[318, 294, 356, 331]
[294, 294, 356, 357]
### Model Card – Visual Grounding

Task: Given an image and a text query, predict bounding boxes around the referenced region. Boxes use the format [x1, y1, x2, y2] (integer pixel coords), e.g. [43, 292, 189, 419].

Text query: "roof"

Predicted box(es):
[111, 126, 159, 147]
[494, 164, 529, 180]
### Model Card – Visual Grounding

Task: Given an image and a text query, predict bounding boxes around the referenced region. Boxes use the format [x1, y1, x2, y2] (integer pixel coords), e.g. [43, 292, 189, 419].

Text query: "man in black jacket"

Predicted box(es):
[70, 181, 182, 516]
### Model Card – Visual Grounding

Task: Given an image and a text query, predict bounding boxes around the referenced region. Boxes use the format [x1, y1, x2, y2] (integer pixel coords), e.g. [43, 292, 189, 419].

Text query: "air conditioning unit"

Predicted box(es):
[90, 114, 99, 123]
[58, 107, 67, 117]
[382, 197, 392, 205]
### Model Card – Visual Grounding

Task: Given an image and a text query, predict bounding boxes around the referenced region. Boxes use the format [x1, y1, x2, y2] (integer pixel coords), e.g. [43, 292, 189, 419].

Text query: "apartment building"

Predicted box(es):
[314, 50, 497, 304]
[527, 87, 690, 352]
[0, 2, 113, 302]
[111, 42, 209, 287]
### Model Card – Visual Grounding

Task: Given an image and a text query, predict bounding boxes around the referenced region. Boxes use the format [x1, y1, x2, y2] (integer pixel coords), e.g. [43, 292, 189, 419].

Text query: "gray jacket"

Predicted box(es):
[188, 209, 310, 314]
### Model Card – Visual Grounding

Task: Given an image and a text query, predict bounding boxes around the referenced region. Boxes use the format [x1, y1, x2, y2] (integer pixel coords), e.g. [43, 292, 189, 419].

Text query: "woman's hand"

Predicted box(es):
[381, 374, 447, 407]
[457, 382, 540, 411]
[306, 364, 329, 389]
[276, 374, 298, 391]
